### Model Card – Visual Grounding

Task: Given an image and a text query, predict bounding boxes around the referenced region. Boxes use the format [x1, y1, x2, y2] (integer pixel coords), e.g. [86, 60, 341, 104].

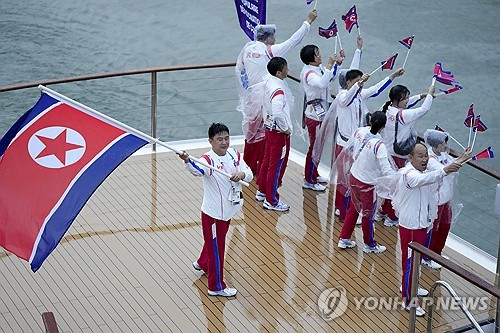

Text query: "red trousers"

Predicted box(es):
[399, 226, 427, 305]
[429, 202, 452, 255]
[197, 212, 230, 292]
[258, 130, 290, 205]
[380, 155, 407, 220]
[243, 139, 266, 177]
[304, 117, 321, 184]
[335, 144, 349, 220]
[339, 175, 377, 246]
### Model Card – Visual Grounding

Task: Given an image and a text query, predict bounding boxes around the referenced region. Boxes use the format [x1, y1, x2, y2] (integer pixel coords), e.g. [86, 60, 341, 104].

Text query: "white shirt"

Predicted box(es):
[427, 148, 456, 205]
[264, 75, 294, 133]
[236, 21, 311, 88]
[349, 127, 395, 185]
[300, 63, 338, 121]
[394, 163, 447, 230]
[381, 94, 433, 158]
[336, 76, 393, 147]
[184, 148, 253, 221]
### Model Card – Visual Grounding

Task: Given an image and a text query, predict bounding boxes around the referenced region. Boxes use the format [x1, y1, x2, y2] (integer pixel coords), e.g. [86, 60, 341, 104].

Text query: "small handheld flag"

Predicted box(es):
[433, 62, 458, 86]
[471, 147, 494, 161]
[342, 5, 359, 33]
[464, 104, 475, 128]
[435, 125, 444, 132]
[318, 20, 338, 39]
[381, 53, 398, 71]
[471, 114, 487, 151]
[438, 84, 463, 95]
[399, 35, 415, 49]
[473, 115, 488, 132]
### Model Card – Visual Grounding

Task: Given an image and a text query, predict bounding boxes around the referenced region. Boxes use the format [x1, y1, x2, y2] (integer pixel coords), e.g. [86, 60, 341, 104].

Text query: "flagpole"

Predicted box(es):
[467, 125, 473, 147]
[471, 130, 478, 151]
[38, 85, 250, 187]
[402, 48, 411, 68]
[334, 35, 338, 53]
[314, 0, 318, 10]
[369, 62, 386, 76]
[337, 32, 343, 51]
[448, 134, 466, 150]
[461, 157, 472, 166]
[431, 77, 436, 87]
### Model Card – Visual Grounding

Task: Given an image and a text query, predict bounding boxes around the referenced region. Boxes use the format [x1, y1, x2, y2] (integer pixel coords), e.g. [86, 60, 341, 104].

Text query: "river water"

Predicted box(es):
[0, 0, 499, 254]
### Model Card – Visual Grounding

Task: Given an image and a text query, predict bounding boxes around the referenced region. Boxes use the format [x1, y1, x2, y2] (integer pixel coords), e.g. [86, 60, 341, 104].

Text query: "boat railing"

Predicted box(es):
[0, 62, 498, 331]
[408, 242, 500, 333]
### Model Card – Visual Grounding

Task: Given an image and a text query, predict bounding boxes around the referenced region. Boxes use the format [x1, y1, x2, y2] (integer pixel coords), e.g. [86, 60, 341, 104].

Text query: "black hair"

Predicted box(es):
[409, 142, 427, 155]
[345, 69, 363, 82]
[208, 122, 229, 139]
[300, 45, 318, 65]
[382, 85, 410, 112]
[267, 57, 288, 76]
[369, 111, 387, 135]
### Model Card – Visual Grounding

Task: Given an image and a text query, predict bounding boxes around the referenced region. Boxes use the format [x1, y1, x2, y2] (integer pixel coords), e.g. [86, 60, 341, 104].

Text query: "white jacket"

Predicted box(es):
[184, 148, 253, 221]
[381, 94, 432, 158]
[350, 127, 395, 185]
[236, 21, 311, 88]
[394, 163, 447, 230]
[300, 63, 338, 121]
[264, 76, 294, 133]
[336, 76, 393, 146]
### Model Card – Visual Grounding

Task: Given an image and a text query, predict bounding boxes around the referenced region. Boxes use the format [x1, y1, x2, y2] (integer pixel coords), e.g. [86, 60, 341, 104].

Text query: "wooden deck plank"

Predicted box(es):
[0, 149, 495, 333]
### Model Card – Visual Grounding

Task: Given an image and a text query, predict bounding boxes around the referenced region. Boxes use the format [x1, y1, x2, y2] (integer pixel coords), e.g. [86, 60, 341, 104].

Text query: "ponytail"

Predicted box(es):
[381, 101, 391, 113]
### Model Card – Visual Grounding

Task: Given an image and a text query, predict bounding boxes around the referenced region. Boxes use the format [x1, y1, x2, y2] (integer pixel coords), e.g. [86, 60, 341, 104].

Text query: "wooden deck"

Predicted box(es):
[0, 146, 496, 333]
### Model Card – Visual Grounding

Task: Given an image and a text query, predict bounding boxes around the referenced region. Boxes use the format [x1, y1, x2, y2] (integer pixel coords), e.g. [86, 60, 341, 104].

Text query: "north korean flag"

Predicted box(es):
[471, 147, 494, 161]
[0, 93, 148, 272]
[381, 53, 398, 71]
[342, 5, 358, 33]
[399, 35, 415, 49]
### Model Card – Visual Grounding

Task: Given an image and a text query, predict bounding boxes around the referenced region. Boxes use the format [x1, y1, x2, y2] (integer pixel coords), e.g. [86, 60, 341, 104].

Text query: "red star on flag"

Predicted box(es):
[35, 129, 84, 165]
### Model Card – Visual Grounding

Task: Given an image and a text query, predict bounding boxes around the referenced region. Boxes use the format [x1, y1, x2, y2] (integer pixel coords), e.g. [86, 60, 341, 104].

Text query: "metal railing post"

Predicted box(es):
[151, 71, 157, 152]
[408, 246, 421, 333]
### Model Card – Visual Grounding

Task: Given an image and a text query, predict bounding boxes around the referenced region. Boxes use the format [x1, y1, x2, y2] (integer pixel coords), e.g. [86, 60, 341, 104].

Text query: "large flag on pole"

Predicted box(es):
[0, 91, 149, 272]
[234, 0, 267, 40]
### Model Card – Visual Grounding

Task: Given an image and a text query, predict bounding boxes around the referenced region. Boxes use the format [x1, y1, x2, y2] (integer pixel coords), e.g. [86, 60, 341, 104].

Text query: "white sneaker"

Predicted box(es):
[356, 215, 362, 225]
[192, 261, 206, 274]
[363, 244, 386, 253]
[373, 211, 385, 221]
[402, 302, 425, 317]
[338, 238, 356, 249]
[208, 287, 238, 297]
[422, 259, 442, 270]
[255, 190, 266, 202]
[263, 199, 290, 212]
[316, 175, 329, 183]
[302, 180, 326, 191]
[399, 285, 429, 297]
[383, 217, 399, 227]
[335, 208, 341, 216]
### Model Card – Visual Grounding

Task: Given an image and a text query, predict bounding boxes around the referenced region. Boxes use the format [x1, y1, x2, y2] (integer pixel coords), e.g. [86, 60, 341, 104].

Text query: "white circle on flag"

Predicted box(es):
[28, 126, 86, 168]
